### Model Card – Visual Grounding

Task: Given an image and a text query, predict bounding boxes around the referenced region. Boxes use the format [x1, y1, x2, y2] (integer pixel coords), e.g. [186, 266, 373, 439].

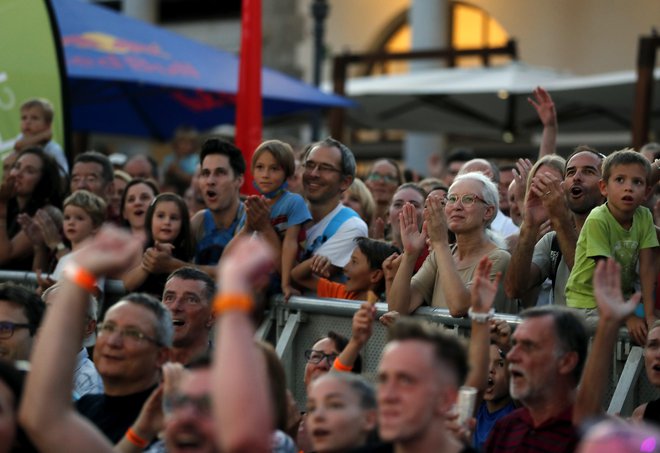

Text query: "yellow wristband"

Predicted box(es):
[62, 263, 97, 294]
[213, 293, 254, 315]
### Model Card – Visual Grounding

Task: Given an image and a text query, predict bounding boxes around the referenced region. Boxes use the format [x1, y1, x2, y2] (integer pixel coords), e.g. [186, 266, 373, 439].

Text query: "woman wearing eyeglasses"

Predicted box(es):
[388, 172, 516, 317]
[365, 159, 403, 233]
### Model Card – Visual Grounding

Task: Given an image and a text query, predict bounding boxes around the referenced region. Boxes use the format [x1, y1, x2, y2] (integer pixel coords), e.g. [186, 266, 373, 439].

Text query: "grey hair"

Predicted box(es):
[115, 293, 173, 347]
[305, 137, 357, 178]
[451, 172, 500, 225]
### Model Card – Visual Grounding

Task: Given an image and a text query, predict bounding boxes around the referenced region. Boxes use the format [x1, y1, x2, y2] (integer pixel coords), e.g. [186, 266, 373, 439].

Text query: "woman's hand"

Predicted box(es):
[399, 202, 427, 256]
[424, 195, 449, 246]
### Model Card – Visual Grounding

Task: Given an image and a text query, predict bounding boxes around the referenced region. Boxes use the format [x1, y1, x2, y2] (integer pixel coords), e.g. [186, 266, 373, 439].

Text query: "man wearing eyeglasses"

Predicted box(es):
[0, 282, 45, 362]
[298, 137, 368, 279]
[75, 292, 172, 443]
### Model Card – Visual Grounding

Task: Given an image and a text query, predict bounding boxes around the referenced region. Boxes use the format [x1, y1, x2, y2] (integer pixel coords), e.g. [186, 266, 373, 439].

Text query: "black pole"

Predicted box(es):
[310, 0, 329, 141]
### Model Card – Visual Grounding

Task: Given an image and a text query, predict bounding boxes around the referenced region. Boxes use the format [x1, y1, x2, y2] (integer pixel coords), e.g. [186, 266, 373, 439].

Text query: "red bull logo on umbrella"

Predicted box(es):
[63, 32, 170, 59]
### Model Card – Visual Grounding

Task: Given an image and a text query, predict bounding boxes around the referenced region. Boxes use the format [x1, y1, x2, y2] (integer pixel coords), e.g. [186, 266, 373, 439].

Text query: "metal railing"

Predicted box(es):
[1, 270, 656, 415]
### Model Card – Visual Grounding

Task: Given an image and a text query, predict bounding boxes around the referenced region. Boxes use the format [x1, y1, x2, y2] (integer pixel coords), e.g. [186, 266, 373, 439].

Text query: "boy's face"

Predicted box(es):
[484, 344, 510, 403]
[599, 163, 649, 220]
[343, 247, 374, 294]
[63, 205, 97, 245]
[20, 107, 50, 136]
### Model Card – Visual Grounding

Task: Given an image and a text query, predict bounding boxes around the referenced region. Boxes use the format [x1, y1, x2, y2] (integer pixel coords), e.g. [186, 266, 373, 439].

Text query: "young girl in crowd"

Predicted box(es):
[120, 178, 159, 245]
[122, 193, 193, 297]
[243, 140, 312, 298]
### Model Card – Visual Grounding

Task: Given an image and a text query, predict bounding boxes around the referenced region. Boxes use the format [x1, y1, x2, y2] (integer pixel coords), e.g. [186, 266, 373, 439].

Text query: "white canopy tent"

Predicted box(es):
[341, 62, 660, 141]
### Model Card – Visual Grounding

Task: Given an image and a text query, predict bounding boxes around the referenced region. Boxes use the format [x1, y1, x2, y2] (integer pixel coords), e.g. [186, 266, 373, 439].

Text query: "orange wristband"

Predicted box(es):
[333, 357, 353, 372]
[62, 263, 97, 294]
[125, 427, 149, 448]
[213, 293, 254, 315]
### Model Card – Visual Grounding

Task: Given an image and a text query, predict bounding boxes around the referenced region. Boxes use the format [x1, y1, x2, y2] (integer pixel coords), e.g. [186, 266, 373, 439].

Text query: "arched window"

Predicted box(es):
[365, 1, 510, 75]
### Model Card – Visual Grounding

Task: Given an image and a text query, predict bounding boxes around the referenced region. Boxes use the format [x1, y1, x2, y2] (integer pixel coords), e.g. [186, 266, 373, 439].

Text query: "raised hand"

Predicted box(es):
[352, 302, 377, 347]
[424, 195, 449, 246]
[470, 256, 501, 314]
[382, 252, 402, 282]
[217, 234, 275, 296]
[527, 86, 557, 128]
[370, 217, 385, 240]
[17, 213, 44, 245]
[490, 318, 512, 352]
[593, 258, 639, 323]
[245, 195, 271, 232]
[34, 209, 63, 250]
[70, 226, 142, 277]
[399, 202, 427, 256]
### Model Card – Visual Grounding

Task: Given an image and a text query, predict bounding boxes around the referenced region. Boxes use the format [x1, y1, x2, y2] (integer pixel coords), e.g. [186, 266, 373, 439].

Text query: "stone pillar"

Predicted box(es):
[403, 0, 449, 177]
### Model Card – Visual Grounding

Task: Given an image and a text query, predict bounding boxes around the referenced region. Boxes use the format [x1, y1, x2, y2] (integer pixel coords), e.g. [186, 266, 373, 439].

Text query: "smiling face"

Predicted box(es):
[93, 301, 166, 392]
[165, 368, 218, 453]
[444, 179, 494, 234]
[343, 247, 374, 294]
[307, 375, 376, 453]
[63, 205, 96, 246]
[151, 200, 183, 244]
[252, 150, 286, 194]
[9, 152, 43, 197]
[600, 163, 649, 223]
[162, 277, 212, 348]
[123, 182, 156, 230]
[564, 152, 604, 216]
[644, 326, 660, 387]
[341, 189, 365, 219]
[199, 154, 242, 214]
[303, 146, 351, 205]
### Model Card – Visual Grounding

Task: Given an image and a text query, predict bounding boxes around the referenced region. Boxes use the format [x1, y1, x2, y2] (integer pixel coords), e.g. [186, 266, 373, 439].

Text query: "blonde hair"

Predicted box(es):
[345, 178, 375, 225]
[64, 190, 107, 228]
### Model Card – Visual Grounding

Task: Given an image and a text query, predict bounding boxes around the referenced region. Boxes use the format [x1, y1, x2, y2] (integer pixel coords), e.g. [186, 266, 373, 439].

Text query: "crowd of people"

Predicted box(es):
[0, 88, 660, 453]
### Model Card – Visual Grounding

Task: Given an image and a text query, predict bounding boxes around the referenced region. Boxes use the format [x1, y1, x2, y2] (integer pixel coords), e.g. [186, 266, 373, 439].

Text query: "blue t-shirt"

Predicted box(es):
[194, 203, 246, 265]
[269, 191, 312, 238]
[474, 400, 516, 451]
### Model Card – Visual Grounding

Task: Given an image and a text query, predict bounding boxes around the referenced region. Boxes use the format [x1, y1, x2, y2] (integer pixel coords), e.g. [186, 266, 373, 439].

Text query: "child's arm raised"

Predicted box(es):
[333, 301, 376, 372]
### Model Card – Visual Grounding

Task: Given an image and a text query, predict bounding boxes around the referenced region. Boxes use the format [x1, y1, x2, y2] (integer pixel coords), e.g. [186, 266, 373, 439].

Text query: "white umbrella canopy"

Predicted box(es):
[344, 62, 660, 139]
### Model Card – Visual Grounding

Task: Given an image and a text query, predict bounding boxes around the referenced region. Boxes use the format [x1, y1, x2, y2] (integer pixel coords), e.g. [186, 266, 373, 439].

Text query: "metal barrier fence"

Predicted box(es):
[1, 270, 657, 415]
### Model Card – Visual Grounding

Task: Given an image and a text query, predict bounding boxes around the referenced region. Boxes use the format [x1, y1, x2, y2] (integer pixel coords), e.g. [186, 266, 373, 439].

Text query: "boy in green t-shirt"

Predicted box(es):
[566, 149, 658, 343]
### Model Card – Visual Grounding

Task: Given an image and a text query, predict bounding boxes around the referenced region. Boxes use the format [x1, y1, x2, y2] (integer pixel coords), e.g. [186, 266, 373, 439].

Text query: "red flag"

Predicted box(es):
[235, 0, 262, 195]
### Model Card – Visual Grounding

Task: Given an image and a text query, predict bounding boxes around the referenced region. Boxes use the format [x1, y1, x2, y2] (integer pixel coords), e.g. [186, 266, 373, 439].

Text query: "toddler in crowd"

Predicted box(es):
[248, 140, 312, 298]
[292, 236, 399, 301]
[14, 98, 68, 175]
[122, 193, 193, 297]
[566, 149, 659, 339]
[37, 190, 107, 295]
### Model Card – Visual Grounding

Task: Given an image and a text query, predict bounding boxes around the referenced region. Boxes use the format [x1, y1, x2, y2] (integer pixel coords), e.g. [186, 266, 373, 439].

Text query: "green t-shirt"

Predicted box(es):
[566, 203, 658, 309]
